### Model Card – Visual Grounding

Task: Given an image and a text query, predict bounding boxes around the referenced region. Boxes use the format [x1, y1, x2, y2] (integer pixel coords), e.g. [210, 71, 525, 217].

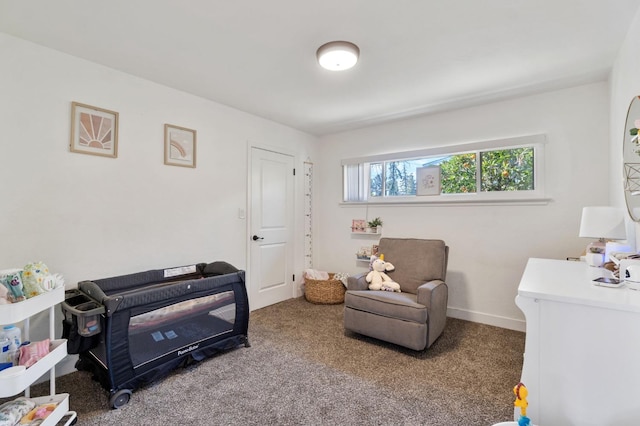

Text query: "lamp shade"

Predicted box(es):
[579, 207, 626, 240]
[317, 41, 359, 71]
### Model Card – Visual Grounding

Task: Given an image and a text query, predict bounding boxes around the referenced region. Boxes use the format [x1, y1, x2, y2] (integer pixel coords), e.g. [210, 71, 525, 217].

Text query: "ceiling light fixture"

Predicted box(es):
[316, 41, 359, 71]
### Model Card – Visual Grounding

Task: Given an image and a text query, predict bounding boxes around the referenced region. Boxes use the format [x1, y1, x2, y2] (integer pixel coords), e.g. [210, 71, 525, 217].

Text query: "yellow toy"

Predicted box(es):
[513, 382, 530, 426]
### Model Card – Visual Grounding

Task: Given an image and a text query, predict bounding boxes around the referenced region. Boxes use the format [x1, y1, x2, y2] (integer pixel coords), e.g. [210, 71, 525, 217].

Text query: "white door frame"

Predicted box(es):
[246, 142, 298, 311]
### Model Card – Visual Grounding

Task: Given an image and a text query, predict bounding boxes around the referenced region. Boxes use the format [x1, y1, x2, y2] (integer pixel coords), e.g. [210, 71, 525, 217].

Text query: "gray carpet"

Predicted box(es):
[28, 297, 525, 425]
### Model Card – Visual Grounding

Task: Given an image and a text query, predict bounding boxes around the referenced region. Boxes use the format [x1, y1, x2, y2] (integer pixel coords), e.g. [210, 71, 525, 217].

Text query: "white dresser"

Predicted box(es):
[516, 258, 640, 426]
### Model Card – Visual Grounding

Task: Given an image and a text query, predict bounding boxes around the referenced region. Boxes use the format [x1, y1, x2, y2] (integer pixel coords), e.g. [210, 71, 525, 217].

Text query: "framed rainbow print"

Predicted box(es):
[70, 102, 119, 158]
[164, 123, 197, 168]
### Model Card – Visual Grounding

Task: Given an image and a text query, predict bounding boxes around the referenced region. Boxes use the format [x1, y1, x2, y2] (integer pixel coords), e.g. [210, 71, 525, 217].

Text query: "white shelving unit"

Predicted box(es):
[0, 286, 77, 425]
[352, 227, 382, 262]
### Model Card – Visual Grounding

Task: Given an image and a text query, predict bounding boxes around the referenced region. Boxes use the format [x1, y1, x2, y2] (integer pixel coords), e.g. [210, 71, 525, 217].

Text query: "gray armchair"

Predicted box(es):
[344, 238, 449, 351]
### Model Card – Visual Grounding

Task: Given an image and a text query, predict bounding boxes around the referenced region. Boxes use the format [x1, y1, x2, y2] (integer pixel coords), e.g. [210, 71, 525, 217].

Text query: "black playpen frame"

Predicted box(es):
[63, 263, 250, 408]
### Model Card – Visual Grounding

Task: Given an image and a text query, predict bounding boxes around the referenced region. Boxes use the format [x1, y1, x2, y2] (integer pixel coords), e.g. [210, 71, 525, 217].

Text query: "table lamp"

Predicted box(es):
[579, 206, 627, 267]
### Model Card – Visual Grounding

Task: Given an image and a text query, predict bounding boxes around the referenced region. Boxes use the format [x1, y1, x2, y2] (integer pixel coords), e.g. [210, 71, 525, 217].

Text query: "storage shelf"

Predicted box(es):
[0, 285, 74, 424]
[351, 230, 382, 236]
[31, 393, 75, 426]
[0, 287, 64, 324]
[0, 339, 68, 397]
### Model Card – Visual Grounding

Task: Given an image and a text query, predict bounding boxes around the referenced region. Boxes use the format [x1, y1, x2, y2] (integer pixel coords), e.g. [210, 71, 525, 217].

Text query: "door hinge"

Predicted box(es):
[293, 168, 296, 176]
[293, 274, 296, 282]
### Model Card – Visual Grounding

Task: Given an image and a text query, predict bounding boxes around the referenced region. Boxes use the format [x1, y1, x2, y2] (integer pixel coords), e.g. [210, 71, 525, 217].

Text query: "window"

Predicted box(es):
[342, 135, 545, 204]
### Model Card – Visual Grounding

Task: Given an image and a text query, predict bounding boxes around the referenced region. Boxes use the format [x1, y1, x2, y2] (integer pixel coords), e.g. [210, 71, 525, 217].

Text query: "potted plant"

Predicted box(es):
[367, 217, 383, 233]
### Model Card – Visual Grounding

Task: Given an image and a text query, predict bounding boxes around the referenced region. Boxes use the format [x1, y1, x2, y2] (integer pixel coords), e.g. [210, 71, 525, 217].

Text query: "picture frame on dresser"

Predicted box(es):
[70, 102, 119, 158]
[164, 124, 197, 168]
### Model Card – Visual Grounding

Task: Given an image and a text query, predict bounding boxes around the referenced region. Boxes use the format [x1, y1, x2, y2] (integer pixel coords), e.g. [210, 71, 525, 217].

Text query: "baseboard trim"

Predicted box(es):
[447, 307, 525, 332]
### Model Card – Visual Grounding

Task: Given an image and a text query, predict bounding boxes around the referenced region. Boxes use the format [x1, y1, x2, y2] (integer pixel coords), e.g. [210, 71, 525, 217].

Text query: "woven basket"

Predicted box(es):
[304, 273, 345, 304]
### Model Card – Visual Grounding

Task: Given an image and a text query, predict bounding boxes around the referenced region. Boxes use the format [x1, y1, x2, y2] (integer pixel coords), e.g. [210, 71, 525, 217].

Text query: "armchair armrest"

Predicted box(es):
[417, 279, 448, 348]
[347, 272, 369, 291]
[416, 280, 447, 309]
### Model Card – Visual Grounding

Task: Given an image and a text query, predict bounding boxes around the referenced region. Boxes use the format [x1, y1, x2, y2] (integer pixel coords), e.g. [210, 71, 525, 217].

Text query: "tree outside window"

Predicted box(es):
[368, 147, 534, 197]
[439, 153, 477, 194]
[480, 148, 534, 192]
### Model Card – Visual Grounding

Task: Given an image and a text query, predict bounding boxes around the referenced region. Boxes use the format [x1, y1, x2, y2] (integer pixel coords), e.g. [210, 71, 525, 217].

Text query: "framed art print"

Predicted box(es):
[416, 165, 441, 196]
[351, 219, 367, 233]
[70, 102, 119, 158]
[164, 124, 196, 168]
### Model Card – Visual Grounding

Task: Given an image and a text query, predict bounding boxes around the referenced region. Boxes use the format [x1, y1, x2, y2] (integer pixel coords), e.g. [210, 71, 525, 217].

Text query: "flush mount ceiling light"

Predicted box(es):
[316, 41, 360, 71]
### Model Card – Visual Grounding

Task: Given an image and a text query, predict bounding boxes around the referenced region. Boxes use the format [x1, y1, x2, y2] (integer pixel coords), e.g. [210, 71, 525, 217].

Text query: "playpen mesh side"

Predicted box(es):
[126, 290, 236, 367]
[81, 271, 249, 393]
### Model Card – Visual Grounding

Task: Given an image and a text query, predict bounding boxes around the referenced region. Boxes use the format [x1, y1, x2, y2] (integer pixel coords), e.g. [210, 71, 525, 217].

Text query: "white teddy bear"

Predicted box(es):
[366, 256, 401, 292]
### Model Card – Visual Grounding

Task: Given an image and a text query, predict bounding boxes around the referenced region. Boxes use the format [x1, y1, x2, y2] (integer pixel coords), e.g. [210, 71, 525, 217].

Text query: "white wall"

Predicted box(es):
[609, 8, 640, 246]
[0, 23, 623, 358]
[316, 82, 610, 330]
[0, 32, 318, 281]
[0, 33, 319, 373]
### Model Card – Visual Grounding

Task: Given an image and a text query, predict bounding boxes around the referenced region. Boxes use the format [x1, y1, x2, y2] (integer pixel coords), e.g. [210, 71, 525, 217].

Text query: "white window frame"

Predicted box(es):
[341, 134, 548, 205]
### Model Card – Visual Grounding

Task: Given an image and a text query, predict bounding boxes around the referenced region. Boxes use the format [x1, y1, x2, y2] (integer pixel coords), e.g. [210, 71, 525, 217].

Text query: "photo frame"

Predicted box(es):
[357, 246, 372, 259]
[372, 244, 380, 256]
[351, 219, 367, 233]
[416, 165, 441, 196]
[70, 102, 119, 158]
[164, 124, 197, 168]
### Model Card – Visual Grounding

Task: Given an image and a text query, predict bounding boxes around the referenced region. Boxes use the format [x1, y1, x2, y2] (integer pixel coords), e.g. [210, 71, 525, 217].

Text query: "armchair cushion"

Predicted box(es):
[379, 238, 447, 294]
[345, 291, 427, 323]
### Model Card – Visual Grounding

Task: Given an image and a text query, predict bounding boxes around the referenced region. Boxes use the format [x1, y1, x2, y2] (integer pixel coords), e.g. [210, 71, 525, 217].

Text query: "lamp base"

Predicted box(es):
[585, 252, 605, 267]
[585, 240, 606, 267]
[586, 240, 606, 255]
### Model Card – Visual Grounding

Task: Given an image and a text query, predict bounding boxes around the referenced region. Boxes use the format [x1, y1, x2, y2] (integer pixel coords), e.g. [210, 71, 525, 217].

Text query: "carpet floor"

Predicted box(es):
[25, 297, 525, 425]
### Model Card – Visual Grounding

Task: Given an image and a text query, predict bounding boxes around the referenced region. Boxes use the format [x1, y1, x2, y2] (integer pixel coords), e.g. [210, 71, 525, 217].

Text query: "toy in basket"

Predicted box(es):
[303, 270, 346, 304]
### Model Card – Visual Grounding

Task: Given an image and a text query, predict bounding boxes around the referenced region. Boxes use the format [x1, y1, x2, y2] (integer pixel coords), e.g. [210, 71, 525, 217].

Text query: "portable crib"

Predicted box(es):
[62, 262, 249, 408]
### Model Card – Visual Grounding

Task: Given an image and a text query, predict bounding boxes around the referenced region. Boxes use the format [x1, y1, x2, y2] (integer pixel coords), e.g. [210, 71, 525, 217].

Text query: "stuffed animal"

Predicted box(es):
[21, 262, 50, 298]
[0, 281, 9, 304]
[366, 257, 401, 292]
[0, 270, 26, 302]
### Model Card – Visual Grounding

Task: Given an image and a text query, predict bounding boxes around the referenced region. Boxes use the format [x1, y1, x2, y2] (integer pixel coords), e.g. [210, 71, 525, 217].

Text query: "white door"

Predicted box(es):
[249, 147, 295, 310]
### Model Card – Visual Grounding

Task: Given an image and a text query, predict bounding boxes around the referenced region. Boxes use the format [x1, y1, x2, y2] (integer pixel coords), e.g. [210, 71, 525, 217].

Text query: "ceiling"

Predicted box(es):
[1, 1, 639, 136]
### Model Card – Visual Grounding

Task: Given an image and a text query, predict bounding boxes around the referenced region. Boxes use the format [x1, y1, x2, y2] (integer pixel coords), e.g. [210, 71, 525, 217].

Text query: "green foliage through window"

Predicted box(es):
[439, 154, 477, 194]
[370, 163, 383, 197]
[385, 161, 417, 196]
[370, 161, 419, 197]
[480, 148, 534, 192]
[367, 147, 535, 197]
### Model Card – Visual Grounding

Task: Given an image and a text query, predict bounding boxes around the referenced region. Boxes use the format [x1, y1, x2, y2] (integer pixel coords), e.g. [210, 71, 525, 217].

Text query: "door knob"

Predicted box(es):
[252, 235, 264, 241]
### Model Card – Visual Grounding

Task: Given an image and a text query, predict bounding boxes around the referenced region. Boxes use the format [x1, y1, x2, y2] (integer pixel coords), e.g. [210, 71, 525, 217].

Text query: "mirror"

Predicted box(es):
[624, 95, 640, 221]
